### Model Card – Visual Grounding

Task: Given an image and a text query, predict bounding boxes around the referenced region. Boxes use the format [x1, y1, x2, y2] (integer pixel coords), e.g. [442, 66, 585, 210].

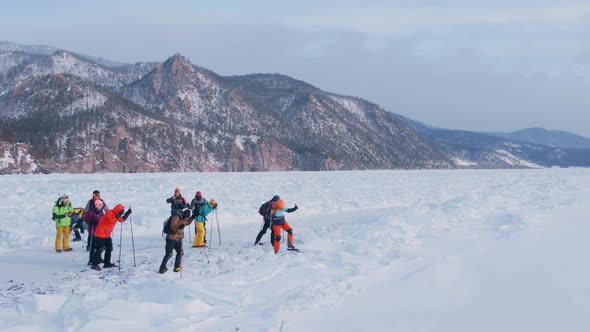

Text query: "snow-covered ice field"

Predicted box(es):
[1, 169, 589, 331]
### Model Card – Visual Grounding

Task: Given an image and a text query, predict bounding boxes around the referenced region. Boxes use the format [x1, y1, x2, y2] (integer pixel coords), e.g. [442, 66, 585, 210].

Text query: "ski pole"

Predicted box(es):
[188, 223, 192, 244]
[296, 209, 301, 243]
[203, 244, 210, 263]
[88, 224, 94, 263]
[129, 207, 136, 267]
[118, 220, 123, 272]
[208, 218, 214, 248]
[216, 210, 221, 245]
[180, 247, 183, 279]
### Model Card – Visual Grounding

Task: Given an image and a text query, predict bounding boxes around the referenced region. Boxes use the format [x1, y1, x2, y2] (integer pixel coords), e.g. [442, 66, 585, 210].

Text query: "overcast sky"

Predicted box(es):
[2, 0, 590, 136]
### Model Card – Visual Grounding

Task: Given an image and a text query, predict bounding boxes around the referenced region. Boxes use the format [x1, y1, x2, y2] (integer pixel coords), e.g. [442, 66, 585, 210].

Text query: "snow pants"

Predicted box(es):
[272, 222, 293, 252]
[55, 225, 70, 251]
[160, 238, 183, 271]
[192, 222, 206, 247]
[255, 218, 276, 245]
[92, 237, 113, 266]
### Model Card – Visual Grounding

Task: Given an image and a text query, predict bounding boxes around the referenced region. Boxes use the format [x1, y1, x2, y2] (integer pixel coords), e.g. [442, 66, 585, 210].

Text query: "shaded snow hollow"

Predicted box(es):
[0, 169, 589, 331]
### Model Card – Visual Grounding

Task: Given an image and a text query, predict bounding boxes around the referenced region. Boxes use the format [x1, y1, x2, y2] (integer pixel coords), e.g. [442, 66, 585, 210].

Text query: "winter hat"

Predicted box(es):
[57, 194, 69, 205]
[174, 188, 180, 194]
[196, 191, 202, 197]
[271, 195, 280, 202]
[275, 199, 285, 210]
[210, 198, 216, 206]
[93, 190, 100, 195]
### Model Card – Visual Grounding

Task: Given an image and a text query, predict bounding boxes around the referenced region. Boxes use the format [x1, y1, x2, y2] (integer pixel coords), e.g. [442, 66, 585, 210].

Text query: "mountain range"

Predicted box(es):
[1, 41, 589, 174]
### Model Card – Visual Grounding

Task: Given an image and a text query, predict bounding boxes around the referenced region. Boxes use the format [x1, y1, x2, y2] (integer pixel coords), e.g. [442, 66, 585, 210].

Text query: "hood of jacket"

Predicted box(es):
[112, 204, 124, 215]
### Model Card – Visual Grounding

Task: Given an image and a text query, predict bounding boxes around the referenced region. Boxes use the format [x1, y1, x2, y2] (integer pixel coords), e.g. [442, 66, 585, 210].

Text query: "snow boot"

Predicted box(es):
[56, 249, 62, 253]
[174, 267, 182, 272]
[103, 263, 117, 268]
[159, 267, 168, 274]
[64, 248, 73, 252]
[91, 265, 101, 271]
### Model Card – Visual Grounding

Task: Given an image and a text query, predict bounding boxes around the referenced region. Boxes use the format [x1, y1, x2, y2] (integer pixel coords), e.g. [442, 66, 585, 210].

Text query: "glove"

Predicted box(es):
[122, 208, 132, 220]
[212, 203, 218, 209]
[293, 204, 298, 211]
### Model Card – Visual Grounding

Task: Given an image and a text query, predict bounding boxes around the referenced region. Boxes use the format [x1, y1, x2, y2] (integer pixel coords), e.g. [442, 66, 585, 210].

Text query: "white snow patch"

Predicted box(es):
[0, 169, 589, 331]
[453, 158, 478, 167]
[495, 149, 541, 168]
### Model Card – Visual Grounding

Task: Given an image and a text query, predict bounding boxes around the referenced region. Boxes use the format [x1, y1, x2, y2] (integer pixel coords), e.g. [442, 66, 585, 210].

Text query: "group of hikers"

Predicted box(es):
[51, 189, 299, 274]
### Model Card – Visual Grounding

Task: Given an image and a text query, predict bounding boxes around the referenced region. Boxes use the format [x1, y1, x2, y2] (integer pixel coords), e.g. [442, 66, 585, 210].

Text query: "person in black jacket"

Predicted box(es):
[254, 195, 280, 246]
[166, 188, 188, 217]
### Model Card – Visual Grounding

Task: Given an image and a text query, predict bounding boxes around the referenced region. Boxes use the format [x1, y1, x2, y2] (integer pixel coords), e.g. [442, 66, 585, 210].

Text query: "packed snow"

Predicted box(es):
[1, 169, 589, 331]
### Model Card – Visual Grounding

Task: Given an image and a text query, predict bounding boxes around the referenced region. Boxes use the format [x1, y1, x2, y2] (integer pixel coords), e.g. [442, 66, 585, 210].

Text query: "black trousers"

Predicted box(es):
[160, 238, 183, 271]
[91, 237, 113, 265]
[254, 219, 275, 245]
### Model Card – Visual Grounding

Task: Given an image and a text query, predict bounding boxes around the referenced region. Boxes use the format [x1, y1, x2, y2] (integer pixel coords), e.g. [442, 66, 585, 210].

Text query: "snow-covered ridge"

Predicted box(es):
[0, 41, 57, 55]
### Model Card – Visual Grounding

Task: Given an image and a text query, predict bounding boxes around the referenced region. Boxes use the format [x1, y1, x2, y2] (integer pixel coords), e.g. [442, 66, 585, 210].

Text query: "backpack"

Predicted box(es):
[259, 201, 273, 216]
[162, 217, 175, 235]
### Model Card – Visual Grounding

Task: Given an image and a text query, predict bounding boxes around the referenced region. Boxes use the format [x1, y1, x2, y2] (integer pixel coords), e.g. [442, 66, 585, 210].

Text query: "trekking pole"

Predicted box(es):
[118, 221, 123, 272]
[88, 225, 94, 263]
[89, 226, 94, 250]
[129, 207, 136, 267]
[208, 218, 214, 248]
[203, 245, 210, 263]
[216, 210, 221, 245]
[188, 223, 192, 244]
[296, 209, 301, 244]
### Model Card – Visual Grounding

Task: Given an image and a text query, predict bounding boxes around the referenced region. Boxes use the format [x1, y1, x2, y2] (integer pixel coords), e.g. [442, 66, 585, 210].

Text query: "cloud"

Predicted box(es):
[282, 2, 590, 36]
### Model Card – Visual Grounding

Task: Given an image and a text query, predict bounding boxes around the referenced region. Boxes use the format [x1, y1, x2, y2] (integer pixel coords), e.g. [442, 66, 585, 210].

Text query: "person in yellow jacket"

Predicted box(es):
[52, 194, 74, 252]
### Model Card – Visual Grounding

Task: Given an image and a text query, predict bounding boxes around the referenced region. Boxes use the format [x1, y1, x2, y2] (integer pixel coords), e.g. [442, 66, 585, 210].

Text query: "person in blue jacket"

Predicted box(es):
[192, 198, 217, 247]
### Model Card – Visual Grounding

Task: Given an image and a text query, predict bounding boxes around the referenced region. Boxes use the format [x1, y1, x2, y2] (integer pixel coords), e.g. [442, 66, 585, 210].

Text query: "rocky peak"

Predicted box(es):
[151, 53, 194, 82]
[166, 53, 194, 75]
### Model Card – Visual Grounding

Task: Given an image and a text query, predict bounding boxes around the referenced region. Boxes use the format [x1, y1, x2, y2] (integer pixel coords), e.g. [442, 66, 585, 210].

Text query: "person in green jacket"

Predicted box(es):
[52, 194, 74, 252]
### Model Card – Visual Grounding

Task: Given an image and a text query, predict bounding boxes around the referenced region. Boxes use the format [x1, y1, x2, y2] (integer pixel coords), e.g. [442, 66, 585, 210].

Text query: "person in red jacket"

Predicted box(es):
[90, 204, 132, 271]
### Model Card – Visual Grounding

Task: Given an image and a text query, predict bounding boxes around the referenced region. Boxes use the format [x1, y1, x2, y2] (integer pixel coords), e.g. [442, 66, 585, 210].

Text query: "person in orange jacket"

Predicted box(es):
[90, 204, 132, 271]
[270, 199, 298, 253]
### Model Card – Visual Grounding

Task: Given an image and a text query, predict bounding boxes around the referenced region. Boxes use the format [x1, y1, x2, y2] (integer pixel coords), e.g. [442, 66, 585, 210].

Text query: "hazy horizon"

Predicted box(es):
[2, 1, 589, 137]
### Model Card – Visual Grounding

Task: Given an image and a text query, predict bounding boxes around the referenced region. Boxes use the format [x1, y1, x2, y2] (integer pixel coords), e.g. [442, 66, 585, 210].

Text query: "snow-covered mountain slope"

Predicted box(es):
[0, 169, 589, 331]
[486, 127, 590, 149]
[402, 118, 590, 168]
[1, 48, 453, 172]
[1, 42, 589, 172]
